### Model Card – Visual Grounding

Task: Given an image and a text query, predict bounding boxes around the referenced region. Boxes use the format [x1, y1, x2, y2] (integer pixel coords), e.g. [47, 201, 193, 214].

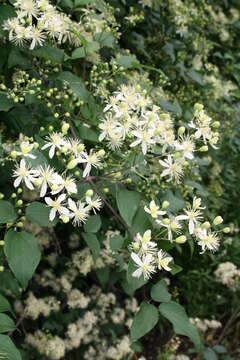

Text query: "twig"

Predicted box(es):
[8, 311, 25, 336]
[215, 304, 240, 344]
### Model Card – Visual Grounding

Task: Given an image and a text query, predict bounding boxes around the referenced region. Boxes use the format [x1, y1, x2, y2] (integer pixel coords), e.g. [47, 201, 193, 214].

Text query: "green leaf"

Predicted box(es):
[131, 302, 159, 340]
[25, 202, 55, 227]
[82, 233, 100, 261]
[132, 208, 152, 234]
[203, 348, 218, 360]
[72, 47, 85, 59]
[151, 280, 172, 303]
[58, 71, 89, 102]
[4, 230, 41, 289]
[83, 215, 101, 233]
[75, 0, 93, 5]
[126, 258, 147, 293]
[170, 264, 183, 275]
[86, 41, 100, 54]
[159, 301, 201, 349]
[116, 189, 141, 227]
[94, 32, 115, 48]
[0, 5, 16, 36]
[32, 45, 65, 63]
[115, 55, 140, 69]
[0, 201, 17, 224]
[0, 334, 21, 360]
[188, 69, 204, 85]
[109, 235, 124, 252]
[8, 48, 31, 69]
[0, 314, 15, 333]
[0, 93, 14, 112]
[0, 294, 12, 314]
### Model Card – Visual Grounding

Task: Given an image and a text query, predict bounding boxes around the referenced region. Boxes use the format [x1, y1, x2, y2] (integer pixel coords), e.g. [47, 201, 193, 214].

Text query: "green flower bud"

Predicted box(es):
[0, 266, 4, 272]
[0, 241, 5, 246]
[17, 188, 23, 194]
[202, 221, 211, 229]
[16, 199, 23, 207]
[10, 150, 18, 159]
[162, 218, 170, 225]
[17, 221, 23, 228]
[0, 193, 4, 200]
[162, 201, 169, 209]
[98, 149, 105, 157]
[103, 187, 109, 193]
[67, 159, 78, 170]
[213, 216, 223, 226]
[178, 126, 186, 136]
[86, 189, 94, 197]
[175, 235, 187, 244]
[223, 227, 230, 233]
[11, 193, 17, 199]
[212, 121, 220, 128]
[200, 145, 208, 152]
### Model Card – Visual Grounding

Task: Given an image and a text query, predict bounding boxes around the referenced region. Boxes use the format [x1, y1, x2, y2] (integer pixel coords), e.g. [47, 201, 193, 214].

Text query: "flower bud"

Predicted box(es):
[0, 241, 4, 246]
[104, 187, 109, 193]
[78, 144, 85, 152]
[162, 201, 169, 209]
[54, 113, 59, 119]
[213, 216, 223, 226]
[17, 221, 23, 228]
[202, 221, 211, 229]
[175, 235, 187, 244]
[17, 188, 23, 194]
[212, 121, 220, 128]
[34, 142, 39, 149]
[74, 170, 80, 177]
[61, 122, 70, 134]
[65, 112, 70, 118]
[98, 149, 105, 157]
[48, 125, 54, 132]
[67, 159, 78, 170]
[0, 266, 4, 272]
[223, 227, 230, 233]
[200, 145, 208, 152]
[16, 200, 23, 207]
[162, 218, 170, 225]
[0, 193, 4, 200]
[86, 189, 94, 197]
[10, 150, 18, 159]
[11, 193, 17, 199]
[61, 215, 70, 224]
[178, 126, 185, 136]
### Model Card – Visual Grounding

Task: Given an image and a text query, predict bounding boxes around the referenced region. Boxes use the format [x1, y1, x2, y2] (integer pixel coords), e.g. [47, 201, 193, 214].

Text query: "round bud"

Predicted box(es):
[103, 187, 109, 193]
[86, 189, 94, 197]
[65, 112, 70, 118]
[0, 194, 4, 200]
[98, 149, 105, 157]
[54, 113, 59, 119]
[132, 242, 140, 251]
[61, 122, 70, 134]
[67, 159, 78, 170]
[178, 126, 185, 136]
[17, 188, 22, 194]
[34, 142, 39, 149]
[223, 227, 230, 234]
[10, 150, 18, 159]
[175, 235, 187, 244]
[212, 121, 220, 128]
[17, 222, 23, 228]
[0, 266, 4, 272]
[16, 200, 23, 207]
[202, 221, 211, 229]
[61, 215, 70, 224]
[48, 125, 54, 132]
[213, 216, 223, 226]
[74, 170, 80, 177]
[0, 241, 5, 246]
[200, 145, 208, 152]
[40, 127, 45, 132]
[162, 218, 170, 225]
[162, 201, 169, 209]
[126, 178, 132, 184]
[11, 193, 17, 199]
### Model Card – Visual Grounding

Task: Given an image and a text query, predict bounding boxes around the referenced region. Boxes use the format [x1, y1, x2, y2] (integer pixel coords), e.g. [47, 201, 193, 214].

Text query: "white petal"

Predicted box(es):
[14, 177, 22, 188]
[131, 252, 142, 267]
[49, 145, 55, 159]
[25, 177, 34, 190]
[40, 181, 47, 198]
[58, 193, 66, 203]
[132, 268, 143, 278]
[49, 208, 56, 221]
[45, 197, 53, 206]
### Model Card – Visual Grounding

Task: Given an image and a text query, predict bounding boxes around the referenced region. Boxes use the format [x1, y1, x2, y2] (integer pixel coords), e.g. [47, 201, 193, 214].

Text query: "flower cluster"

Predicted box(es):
[215, 262, 240, 291]
[130, 199, 224, 280]
[99, 85, 219, 183]
[12, 132, 103, 225]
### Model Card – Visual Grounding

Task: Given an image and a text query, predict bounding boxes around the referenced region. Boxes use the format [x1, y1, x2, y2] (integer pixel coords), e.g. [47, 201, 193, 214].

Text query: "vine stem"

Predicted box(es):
[215, 304, 240, 344]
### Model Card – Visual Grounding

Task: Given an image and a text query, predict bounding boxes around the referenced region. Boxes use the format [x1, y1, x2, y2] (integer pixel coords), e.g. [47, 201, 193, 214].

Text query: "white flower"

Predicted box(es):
[159, 216, 183, 242]
[177, 197, 205, 234]
[175, 135, 195, 160]
[144, 200, 166, 219]
[68, 198, 89, 226]
[41, 132, 67, 159]
[133, 230, 157, 256]
[13, 159, 38, 190]
[51, 176, 77, 195]
[80, 151, 101, 178]
[159, 155, 184, 183]
[130, 129, 155, 155]
[157, 250, 173, 271]
[28, 25, 46, 50]
[85, 196, 102, 214]
[197, 229, 220, 253]
[37, 165, 62, 197]
[17, 141, 36, 159]
[45, 194, 69, 221]
[131, 253, 156, 280]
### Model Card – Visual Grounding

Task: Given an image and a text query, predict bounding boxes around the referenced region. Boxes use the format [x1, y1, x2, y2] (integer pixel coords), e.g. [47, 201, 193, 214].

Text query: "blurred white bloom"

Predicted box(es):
[37, 165, 62, 197]
[80, 151, 101, 178]
[159, 155, 184, 183]
[85, 196, 102, 214]
[68, 198, 89, 226]
[177, 197, 204, 234]
[131, 253, 156, 280]
[13, 159, 38, 190]
[42, 132, 67, 159]
[144, 200, 166, 218]
[45, 194, 69, 221]
[51, 176, 77, 195]
[197, 229, 220, 253]
[157, 250, 173, 271]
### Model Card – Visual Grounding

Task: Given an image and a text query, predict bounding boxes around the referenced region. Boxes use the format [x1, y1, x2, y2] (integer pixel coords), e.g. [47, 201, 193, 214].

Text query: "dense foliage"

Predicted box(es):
[0, 0, 239, 359]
